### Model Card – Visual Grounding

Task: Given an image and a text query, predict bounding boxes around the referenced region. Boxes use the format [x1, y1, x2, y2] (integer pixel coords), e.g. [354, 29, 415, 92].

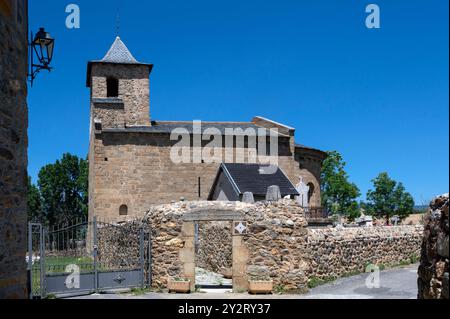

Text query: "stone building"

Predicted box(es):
[0, 0, 29, 299]
[87, 37, 327, 221]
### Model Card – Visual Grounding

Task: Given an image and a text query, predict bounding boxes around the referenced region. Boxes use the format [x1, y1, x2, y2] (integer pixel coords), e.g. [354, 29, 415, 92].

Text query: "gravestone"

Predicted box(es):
[266, 185, 281, 201]
[242, 192, 255, 204]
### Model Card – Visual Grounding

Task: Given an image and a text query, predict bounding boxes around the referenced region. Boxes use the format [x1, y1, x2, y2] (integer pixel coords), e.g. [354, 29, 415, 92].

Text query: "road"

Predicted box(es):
[301, 263, 418, 299]
[70, 264, 419, 300]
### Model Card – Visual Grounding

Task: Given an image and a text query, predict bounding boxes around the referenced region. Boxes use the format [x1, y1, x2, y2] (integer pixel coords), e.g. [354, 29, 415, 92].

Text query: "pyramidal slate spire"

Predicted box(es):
[101, 36, 139, 64]
[87, 36, 153, 87]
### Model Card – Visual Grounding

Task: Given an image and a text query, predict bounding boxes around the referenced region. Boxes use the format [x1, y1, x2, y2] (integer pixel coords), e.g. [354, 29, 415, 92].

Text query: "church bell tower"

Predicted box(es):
[86, 37, 153, 129]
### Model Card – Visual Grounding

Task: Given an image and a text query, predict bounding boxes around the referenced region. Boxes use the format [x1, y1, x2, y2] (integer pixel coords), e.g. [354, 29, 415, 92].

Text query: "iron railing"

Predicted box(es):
[27, 218, 151, 299]
[303, 207, 329, 219]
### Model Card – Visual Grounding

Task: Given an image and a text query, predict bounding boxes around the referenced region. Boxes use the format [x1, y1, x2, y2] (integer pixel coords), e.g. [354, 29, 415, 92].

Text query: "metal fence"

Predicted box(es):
[27, 217, 151, 299]
[303, 207, 330, 220]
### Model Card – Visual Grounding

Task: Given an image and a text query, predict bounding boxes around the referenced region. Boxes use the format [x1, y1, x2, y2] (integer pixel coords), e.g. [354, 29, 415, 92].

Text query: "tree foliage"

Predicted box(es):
[320, 151, 361, 220]
[27, 176, 44, 222]
[27, 153, 88, 226]
[365, 172, 415, 224]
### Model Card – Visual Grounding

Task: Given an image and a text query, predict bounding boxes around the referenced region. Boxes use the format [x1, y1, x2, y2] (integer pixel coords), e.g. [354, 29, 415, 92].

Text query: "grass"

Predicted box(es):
[129, 287, 152, 296]
[409, 254, 419, 264]
[273, 284, 287, 295]
[307, 276, 337, 289]
[44, 256, 95, 274]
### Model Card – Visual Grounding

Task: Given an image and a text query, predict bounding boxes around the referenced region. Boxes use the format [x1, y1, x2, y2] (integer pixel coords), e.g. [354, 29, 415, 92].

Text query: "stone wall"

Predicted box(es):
[196, 221, 232, 273]
[0, 0, 29, 299]
[139, 200, 309, 290]
[242, 200, 309, 291]
[97, 199, 424, 293]
[418, 194, 449, 299]
[306, 226, 423, 280]
[97, 221, 144, 269]
[90, 63, 151, 128]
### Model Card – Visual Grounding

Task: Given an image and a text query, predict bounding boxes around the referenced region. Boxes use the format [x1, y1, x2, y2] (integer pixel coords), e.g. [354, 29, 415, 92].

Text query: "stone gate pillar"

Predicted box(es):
[180, 221, 196, 292]
[232, 230, 249, 292]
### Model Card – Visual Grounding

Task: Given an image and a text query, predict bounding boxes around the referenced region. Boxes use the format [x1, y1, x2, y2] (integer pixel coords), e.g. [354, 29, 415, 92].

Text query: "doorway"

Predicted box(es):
[195, 221, 233, 293]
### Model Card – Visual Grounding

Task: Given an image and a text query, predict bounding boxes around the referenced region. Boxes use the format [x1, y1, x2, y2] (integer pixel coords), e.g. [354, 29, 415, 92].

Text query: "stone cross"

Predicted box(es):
[295, 177, 310, 208]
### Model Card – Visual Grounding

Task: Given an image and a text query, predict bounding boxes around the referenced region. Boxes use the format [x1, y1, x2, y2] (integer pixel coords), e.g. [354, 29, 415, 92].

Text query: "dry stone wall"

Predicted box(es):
[196, 222, 232, 273]
[418, 194, 449, 299]
[306, 226, 423, 280]
[97, 199, 424, 292]
[97, 222, 144, 270]
[140, 200, 309, 289]
[242, 200, 309, 291]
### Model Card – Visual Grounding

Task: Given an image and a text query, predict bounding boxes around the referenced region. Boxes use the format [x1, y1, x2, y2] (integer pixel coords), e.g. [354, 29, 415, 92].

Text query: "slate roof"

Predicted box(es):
[103, 121, 284, 136]
[208, 163, 299, 199]
[86, 37, 153, 87]
[101, 37, 139, 64]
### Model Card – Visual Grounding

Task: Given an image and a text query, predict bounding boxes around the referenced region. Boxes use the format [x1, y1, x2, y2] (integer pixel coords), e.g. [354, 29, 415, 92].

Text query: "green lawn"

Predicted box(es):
[43, 256, 95, 274]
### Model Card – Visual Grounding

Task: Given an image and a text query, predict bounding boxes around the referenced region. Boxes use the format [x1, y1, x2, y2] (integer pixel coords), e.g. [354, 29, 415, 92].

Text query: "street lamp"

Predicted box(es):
[28, 27, 55, 86]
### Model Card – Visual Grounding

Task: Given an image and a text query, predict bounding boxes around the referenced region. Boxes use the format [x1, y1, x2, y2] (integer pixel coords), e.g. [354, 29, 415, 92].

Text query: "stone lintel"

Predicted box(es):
[182, 210, 245, 222]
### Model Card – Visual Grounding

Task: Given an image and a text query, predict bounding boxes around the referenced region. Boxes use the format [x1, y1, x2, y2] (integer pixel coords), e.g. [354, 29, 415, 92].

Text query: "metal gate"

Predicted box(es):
[27, 218, 151, 299]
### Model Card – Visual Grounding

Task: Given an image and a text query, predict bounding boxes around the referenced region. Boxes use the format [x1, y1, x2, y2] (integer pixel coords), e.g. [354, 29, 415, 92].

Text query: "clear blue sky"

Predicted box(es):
[28, 0, 449, 204]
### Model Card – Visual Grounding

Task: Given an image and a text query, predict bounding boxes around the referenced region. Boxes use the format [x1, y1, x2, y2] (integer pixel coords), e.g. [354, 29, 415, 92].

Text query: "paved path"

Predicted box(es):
[301, 264, 418, 299]
[70, 264, 418, 300]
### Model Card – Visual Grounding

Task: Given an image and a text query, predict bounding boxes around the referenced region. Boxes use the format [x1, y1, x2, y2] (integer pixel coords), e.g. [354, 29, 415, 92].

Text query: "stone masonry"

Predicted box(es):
[97, 199, 423, 293]
[0, 0, 29, 299]
[418, 194, 449, 299]
[196, 221, 232, 273]
[306, 226, 423, 280]
[121, 200, 310, 291]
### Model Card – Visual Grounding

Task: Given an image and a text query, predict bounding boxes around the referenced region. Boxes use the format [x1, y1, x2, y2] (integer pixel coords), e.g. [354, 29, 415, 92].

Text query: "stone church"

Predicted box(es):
[87, 37, 326, 221]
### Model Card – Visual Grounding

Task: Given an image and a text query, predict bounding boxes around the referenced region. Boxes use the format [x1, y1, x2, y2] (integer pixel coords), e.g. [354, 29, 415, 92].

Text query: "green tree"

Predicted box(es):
[366, 172, 415, 225]
[27, 176, 44, 223]
[38, 153, 88, 226]
[320, 151, 361, 220]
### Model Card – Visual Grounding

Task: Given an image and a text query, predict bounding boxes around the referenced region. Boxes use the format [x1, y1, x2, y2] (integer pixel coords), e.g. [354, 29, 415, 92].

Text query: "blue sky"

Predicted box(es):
[28, 0, 449, 204]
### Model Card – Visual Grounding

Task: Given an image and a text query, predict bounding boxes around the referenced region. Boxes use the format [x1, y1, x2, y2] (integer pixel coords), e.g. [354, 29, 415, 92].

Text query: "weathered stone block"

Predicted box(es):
[181, 222, 195, 237]
[437, 234, 449, 258]
[179, 248, 195, 263]
[242, 192, 255, 204]
[266, 185, 281, 202]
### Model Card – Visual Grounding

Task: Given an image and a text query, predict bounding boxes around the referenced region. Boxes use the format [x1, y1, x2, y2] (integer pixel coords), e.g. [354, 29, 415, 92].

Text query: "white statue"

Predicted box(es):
[295, 177, 310, 208]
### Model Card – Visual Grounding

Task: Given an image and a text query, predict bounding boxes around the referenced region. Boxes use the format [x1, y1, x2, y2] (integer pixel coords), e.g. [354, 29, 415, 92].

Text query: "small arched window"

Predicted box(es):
[119, 205, 128, 216]
[107, 77, 119, 97]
